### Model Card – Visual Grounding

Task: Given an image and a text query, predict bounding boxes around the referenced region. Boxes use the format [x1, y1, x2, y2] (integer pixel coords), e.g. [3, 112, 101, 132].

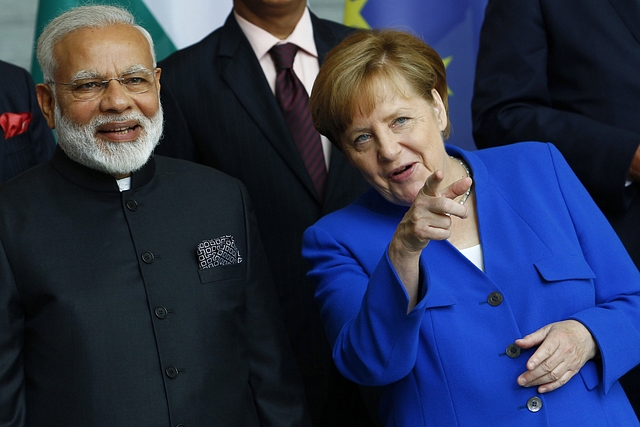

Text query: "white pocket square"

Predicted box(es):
[197, 235, 243, 270]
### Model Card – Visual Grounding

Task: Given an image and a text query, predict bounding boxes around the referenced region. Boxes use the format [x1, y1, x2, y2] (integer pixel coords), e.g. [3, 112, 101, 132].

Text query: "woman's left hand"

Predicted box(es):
[515, 320, 598, 393]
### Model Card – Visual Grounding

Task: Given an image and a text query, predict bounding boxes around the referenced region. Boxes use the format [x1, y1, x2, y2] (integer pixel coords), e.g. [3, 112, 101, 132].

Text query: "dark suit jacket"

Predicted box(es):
[471, 0, 640, 413]
[0, 60, 55, 183]
[156, 11, 374, 426]
[0, 148, 310, 427]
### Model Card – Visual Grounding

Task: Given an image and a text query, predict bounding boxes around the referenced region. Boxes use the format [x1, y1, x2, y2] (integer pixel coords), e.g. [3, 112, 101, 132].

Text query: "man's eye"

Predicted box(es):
[74, 81, 102, 91]
[124, 77, 147, 86]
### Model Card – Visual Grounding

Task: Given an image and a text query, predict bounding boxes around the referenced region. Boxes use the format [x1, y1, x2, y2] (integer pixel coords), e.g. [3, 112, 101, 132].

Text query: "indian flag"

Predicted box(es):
[30, 0, 232, 83]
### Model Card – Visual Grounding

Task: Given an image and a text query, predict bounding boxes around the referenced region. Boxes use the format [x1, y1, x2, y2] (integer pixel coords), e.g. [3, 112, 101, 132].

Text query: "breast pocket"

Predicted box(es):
[198, 262, 246, 284]
[534, 254, 596, 312]
[3, 134, 37, 180]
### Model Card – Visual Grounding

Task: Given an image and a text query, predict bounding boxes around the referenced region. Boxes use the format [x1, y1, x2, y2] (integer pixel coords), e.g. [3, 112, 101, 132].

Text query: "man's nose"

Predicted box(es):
[99, 79, 133, 113]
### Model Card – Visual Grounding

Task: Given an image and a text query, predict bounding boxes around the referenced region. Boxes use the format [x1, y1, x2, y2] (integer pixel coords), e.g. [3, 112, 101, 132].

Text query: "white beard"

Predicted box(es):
[54, 103, 164, 177]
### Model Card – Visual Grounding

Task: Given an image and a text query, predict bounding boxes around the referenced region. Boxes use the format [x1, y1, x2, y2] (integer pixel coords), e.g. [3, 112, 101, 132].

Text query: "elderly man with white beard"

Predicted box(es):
[0, 5, 310, 427]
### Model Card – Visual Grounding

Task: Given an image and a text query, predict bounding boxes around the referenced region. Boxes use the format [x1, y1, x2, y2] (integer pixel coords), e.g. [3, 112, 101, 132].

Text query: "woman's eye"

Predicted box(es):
[354, 134, 371, 144]
[394, 117, 408, 125]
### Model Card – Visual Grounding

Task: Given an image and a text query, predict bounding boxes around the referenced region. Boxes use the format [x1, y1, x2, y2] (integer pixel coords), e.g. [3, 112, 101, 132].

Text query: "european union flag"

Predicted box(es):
[344, 0, 487, 150]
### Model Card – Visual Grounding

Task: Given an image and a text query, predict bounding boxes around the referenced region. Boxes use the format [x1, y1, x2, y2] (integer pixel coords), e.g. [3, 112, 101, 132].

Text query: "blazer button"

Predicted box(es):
[506, 343, 521, 358]
[487, 291, 503, 306]
[155, 306, 168, 319]
[125, 199, 138, 211]
[141, 252, 154, 264]
[165, 366, 179, 379]
[527, 396, 542, 413]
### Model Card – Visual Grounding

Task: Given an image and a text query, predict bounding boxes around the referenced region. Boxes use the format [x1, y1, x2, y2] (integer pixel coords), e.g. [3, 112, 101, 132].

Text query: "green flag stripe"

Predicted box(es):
[30, 0, 176, 83]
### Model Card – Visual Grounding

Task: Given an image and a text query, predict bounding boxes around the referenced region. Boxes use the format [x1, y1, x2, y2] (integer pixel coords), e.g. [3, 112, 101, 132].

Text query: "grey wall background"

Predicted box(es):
[0, 0, 344, 72]
[0, 0, 41, 70]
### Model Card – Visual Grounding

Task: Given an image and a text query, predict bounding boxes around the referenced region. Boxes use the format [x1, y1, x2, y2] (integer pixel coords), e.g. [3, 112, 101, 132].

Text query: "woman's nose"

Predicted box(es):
[377, 133, 402, 161]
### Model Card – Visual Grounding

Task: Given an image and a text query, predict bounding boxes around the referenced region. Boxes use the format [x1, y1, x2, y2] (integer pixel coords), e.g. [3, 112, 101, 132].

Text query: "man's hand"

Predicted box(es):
[629, 144, 640, 182]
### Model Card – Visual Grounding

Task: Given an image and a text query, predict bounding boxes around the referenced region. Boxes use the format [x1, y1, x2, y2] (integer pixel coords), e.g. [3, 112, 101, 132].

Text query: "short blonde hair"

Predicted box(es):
[310, 29, 450, 149]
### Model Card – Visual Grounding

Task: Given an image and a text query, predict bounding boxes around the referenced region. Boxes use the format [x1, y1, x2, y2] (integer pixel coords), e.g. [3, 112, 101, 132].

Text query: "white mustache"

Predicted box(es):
[90, 112, 147, 129]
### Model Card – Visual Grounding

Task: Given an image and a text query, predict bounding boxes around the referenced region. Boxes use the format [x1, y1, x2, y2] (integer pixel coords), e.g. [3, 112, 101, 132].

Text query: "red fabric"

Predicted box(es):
[0, 112, 32, 139]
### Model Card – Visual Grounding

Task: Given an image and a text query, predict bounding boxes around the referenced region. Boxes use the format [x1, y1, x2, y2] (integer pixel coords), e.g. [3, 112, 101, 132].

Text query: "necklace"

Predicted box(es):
[450, 156, 472, 205]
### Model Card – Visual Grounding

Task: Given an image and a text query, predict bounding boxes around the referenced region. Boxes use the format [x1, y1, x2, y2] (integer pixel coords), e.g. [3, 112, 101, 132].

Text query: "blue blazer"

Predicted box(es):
[303, 143, 640, 426]
[0, 60, 55, 183]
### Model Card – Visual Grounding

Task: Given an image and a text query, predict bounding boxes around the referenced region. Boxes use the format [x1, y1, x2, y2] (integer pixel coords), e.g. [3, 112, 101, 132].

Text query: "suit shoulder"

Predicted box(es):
[476, 141, 556, 164]
[160, 27, 223, 67]
[0, 60, 28, 77]
[312, 15, 357, 41]
[0, 61, 34, 102]
[315, 17, 354, 33]
[0, 162, 55, 201]
[472, 142, 570, 191]
[311, 189, 382, 231]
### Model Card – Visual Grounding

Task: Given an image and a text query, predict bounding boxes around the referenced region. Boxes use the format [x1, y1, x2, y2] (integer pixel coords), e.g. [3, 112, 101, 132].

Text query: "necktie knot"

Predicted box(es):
[270, 43, 299, 71]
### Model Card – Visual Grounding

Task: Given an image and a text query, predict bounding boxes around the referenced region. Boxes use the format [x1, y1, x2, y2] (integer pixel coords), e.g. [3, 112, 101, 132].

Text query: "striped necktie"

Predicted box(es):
[270, 43, 326, 199]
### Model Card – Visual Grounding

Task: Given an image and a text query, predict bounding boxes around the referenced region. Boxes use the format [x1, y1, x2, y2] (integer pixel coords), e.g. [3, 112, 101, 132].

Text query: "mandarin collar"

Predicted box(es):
[50, 146, 156, 193]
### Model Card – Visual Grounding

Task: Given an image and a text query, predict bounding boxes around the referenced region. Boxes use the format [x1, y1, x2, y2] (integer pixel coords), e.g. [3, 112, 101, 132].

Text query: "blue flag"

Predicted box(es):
[344, 0, 487, 150]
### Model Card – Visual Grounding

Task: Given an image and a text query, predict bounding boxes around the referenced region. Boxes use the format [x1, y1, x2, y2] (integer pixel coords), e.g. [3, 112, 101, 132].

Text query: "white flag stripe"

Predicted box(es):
[141, 0, 233, 49]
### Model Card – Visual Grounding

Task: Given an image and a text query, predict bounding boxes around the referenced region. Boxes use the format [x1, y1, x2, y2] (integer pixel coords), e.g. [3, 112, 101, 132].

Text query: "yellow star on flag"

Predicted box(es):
[443, 55, 454, 96]
[342, 1, 454, 95]
[344, 0, 371, 29]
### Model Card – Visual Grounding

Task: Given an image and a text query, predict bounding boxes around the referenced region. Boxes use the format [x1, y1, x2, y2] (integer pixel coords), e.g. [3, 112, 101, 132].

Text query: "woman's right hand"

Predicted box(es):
[389, 170, 472, 311]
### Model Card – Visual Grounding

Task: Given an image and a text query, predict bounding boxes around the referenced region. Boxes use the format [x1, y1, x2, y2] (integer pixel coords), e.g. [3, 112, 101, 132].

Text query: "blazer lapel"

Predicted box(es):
[312, 13, 335, 64]
[217, 14, 320, 201]
[310, 13, 359, 202]
[324, 145, 355, 202]
[608, 0, 640, 46]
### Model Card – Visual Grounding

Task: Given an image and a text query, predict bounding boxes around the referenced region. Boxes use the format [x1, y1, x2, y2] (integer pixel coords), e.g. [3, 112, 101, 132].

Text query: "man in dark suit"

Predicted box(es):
[156, 1, 374, 425]
[0, 60, 55, 183]
[0, 5, 310, 426]
[471, 0, 640, 415]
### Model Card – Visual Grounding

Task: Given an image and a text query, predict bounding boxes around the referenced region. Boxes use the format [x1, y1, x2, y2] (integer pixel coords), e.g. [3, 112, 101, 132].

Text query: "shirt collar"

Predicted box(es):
[234, 7, 317, 60]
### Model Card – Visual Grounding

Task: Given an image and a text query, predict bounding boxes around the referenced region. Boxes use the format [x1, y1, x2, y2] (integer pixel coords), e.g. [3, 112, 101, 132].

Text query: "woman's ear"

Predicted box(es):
[431, 88, 448, 132]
